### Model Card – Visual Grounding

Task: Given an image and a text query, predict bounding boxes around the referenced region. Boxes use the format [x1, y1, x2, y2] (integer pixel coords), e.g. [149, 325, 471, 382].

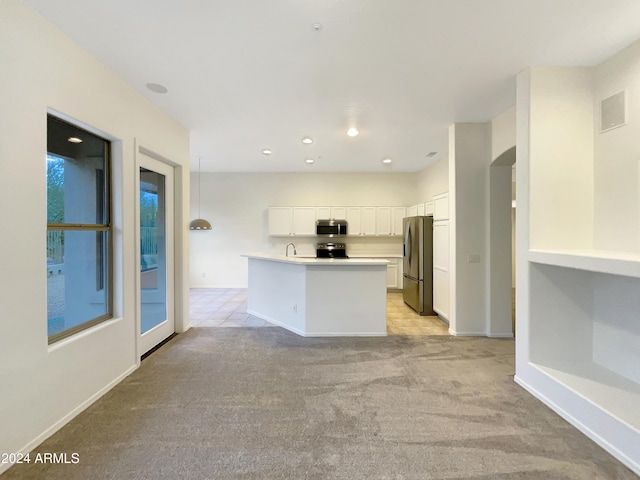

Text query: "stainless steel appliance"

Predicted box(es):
[316, 219, 347, 237]
[316, 243, 348, 258]
[403, 216, 434, 315]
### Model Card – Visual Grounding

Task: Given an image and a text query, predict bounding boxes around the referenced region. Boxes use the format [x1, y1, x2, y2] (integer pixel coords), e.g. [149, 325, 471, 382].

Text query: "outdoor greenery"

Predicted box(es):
[47, 154, 64, 223]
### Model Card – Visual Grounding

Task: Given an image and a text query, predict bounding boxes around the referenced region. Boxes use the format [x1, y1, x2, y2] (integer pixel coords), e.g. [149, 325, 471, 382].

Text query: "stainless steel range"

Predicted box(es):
[316, 243, 348, 259]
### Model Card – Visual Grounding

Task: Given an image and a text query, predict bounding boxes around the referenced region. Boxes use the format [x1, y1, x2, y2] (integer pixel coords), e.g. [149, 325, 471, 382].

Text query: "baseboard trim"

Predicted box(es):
[448, 330, 488, 336]
[514, 373, 640, 477]
[0, 364, 138, 476]
[488, 332, 515, 338]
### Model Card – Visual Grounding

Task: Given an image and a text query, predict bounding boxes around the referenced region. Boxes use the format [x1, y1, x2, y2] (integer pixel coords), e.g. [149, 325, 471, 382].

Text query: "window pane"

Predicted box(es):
[47, 230, 109, 337]
[46, 153, 106, 225]
[140, 168, 167, 334]
[47, 116, 107, 225]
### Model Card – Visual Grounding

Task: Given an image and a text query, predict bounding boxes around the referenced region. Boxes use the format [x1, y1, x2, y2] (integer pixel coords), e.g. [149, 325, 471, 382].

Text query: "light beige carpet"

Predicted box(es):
[3, 328, 636, 479]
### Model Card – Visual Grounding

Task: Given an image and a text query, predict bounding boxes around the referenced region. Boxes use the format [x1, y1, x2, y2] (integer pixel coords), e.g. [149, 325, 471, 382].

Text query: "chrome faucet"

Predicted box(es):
[285, 242, 297, 257]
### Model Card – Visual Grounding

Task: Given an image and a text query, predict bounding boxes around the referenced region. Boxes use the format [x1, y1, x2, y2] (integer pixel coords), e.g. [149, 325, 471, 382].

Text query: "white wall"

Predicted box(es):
[528, 67, 594, 250]
[0, 1, 189, 471]
[449, 123, 492, 335]
[516, 46, 640, 474]
[416, 157, 449, 202]
[190, 172, 417, 287]
[594, 39, 640, 252]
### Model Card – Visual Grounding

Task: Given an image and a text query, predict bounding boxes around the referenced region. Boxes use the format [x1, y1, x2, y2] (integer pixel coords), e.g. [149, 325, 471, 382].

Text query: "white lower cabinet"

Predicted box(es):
[432, 220, 449, 320]
[386, 261, 399, 289]
[433, 268, 449, 320]
[382, 258, 403, 289]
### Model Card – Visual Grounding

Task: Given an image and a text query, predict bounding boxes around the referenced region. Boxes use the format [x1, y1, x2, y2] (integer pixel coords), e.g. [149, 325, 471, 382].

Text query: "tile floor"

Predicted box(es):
[190, 288, 449, 336]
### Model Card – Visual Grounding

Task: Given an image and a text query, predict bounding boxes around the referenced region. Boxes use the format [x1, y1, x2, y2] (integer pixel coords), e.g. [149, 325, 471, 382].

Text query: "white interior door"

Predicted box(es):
[137, 153, 175, 355]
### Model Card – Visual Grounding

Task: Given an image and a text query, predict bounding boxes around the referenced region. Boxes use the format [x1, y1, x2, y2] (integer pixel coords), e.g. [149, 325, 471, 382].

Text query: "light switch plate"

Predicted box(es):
[468, 254, 481, 263]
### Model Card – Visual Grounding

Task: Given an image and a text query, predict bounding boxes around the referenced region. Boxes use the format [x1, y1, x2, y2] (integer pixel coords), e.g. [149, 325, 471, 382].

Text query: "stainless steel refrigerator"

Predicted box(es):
[403, 216, 434, 315]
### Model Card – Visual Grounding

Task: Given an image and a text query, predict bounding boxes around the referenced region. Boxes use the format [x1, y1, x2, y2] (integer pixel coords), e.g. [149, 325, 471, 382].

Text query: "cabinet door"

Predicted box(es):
[386, 262, 399, 289]
[268, 207, 293, 236]
[376, 207, 392, 235]
[425, 201, 435, 217]
[331, 206, 347, 219]
[417, 203, 425, 216]
[316, 206, 331, 219]
[433, 221, 449, 270]
[361, 207, 376, 235]
[391, 207, 406, 235]
[292, 207, 316, 235]
[433, 268, 449, 320]
[346, 207, 361, 235]
[407, 205, 418, 217]
[433, 192, 449, 221]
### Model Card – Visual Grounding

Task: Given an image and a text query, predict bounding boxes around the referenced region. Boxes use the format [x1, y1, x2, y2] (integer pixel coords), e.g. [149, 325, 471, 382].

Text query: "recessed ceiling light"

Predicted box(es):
[67, 137, 83, 143]
[262, 149, 272, 155]
[382, 158, 392, 164]
[305, 158, 315, 164]
[313, 23, 323, 31]
[302, 137, 313, 144]
[146, 83, 168, 94]
[347, 127, 359, 137]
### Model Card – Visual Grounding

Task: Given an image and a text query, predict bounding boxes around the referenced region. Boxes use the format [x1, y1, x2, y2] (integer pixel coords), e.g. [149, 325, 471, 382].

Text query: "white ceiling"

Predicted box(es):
[25, 0, 640, 173]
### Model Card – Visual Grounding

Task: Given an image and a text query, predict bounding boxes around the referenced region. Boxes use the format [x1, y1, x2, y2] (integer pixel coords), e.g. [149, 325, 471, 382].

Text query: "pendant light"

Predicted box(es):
[189, 157, 212, 230]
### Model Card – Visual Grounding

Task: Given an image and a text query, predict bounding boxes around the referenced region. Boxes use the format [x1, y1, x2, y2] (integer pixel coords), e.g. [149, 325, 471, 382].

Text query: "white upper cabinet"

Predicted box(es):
[316, 206, 331, 219]
[361, 207, 377, 235]
[292, 207, 316, 235]
[407, 205, 418, 217]
[346, 207, 362, 235]
[391, 207, 406, 235]
[268, 207, 294, 236]
[376, 207, 392, 235]
[268, 206, 316, 236]
[331, 206, 347, 219]
[417, 203, 425, 216]
[433, 192, 449, 221]
[269, 205, 407, 236]
[425, 201, 435, 216]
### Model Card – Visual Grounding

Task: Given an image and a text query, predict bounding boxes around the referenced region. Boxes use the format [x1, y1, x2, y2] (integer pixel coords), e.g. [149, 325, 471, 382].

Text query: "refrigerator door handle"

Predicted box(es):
[406, 224, 412, 267]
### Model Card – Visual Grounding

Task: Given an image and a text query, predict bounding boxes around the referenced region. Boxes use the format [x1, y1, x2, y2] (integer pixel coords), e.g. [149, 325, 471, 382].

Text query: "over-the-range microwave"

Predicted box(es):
[316, 219, 347, 237]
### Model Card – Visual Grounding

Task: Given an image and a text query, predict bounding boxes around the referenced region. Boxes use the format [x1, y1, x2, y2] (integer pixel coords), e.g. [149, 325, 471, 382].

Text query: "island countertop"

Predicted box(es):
[241, 253, 389, 266]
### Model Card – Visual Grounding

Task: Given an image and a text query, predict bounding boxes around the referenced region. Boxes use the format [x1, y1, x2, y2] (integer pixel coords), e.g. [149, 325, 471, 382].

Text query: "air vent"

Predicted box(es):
[600, 91, 626, 133]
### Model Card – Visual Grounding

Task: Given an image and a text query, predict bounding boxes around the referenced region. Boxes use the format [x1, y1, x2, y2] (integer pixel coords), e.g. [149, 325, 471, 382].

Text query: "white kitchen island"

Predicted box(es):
[242, 253, 389, 336]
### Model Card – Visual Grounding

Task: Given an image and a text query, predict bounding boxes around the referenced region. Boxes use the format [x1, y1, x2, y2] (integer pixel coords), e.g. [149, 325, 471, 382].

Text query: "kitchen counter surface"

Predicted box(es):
[242, 253, 389, 266]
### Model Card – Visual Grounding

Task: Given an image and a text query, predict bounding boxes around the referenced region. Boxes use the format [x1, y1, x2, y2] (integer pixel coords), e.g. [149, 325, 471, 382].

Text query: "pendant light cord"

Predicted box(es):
[198, 157, 202, 218]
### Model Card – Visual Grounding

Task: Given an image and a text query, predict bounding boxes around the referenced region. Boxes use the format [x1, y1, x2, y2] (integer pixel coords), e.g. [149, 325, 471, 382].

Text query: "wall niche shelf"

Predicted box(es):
[528, 249, 640, 278]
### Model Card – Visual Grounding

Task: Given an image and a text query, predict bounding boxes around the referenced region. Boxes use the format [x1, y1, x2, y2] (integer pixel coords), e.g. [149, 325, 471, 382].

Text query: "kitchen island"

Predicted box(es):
[242, 253, 388, 336]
